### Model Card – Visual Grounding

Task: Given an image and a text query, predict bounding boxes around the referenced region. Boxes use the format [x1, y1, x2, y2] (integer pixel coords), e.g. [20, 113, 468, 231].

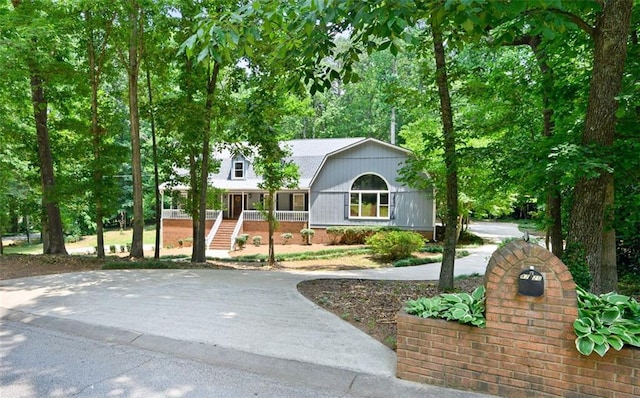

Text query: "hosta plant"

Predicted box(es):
[405, 286, 486, 327]
[574, 286, 640, 356]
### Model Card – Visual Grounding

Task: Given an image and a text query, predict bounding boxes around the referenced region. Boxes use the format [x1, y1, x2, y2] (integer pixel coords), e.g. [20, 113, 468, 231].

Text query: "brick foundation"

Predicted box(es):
[396, 241, 640, 398]
[162, 219, 214, 248]
[164, 219, 434, 247]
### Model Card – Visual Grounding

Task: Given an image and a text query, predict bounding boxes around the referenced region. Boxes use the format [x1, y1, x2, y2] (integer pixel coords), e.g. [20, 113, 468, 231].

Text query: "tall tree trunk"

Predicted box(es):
[145, 67, 161, 259]
[534, 38, 564, 258]
[11, 0, 67, 255]
[510, 34, 564, 257]
[194, 62, 220, 263]
[268, 192, 276, 266]
[128, 0, 144, 258]
[88, 17, 105, 259]
[566, 0, 632, 294]
[31, 74, 68, 255]
[431, 21, 457, 292]
[189, 151, 200, 263]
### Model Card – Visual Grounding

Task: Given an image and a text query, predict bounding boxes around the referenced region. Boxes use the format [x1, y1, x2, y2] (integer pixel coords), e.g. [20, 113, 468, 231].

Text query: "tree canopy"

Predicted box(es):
[0, 0, 638, 294]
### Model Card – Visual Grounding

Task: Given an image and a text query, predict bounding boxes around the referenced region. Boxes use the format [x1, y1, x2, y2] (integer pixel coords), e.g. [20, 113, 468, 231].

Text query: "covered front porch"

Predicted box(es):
[160, 189, 309, 251]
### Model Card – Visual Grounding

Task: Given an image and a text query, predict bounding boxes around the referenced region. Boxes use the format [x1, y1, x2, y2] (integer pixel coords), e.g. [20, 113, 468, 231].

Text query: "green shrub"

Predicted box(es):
[366, 230, 424, 261]
[573, 286, 640, 356]
[326, 227, 343, 244]
[458, 230, 484, 245]
[419, 245, 444, 253]
[235, 233, 249, 250]
[230, 248, 371, 263]
[281, 232, 293, 244]
[325, 226, 390, 245]
[65, 234, 80, 243]
[252, 235, 262, 246]
[394, 257, 442, 267]
[300, 228, 315, 244]
[405, 286, 486, 327]
[343, 226, 381, 245]
[109, 245, 117, 254]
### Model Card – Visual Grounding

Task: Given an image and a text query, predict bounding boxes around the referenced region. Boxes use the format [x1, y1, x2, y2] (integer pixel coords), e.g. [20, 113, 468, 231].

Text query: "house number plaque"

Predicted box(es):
[518, 266, 544, 297]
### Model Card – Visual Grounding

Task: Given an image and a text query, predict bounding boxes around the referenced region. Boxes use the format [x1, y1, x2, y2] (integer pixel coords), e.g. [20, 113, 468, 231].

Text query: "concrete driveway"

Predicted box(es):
[0, 222, 519, 397]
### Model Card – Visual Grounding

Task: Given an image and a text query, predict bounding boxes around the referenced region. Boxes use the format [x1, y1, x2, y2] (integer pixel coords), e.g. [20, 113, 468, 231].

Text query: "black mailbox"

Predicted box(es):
[518, 266, 544, 297]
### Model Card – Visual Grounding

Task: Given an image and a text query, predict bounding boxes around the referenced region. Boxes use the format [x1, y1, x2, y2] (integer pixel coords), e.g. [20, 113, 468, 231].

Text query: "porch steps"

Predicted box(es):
[208, 220, 237, 250]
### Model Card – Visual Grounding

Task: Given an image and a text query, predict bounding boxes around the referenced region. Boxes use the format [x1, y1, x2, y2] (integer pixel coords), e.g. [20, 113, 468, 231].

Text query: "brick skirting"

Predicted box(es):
[396, 241, 640, 398]
[162, 219, 214, 248]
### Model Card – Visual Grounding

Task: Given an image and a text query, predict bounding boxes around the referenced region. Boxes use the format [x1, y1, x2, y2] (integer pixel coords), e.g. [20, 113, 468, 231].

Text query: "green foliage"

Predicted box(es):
[563, 244, 592, 290]
[280, 232, 293, 244]
[393, 256, 442, 267]
[457, 230, 484, 246]
[419, 245, 444, 253]
[393, 249, 469, 267]
[252, 235, 262, 246]
[498, 236, 540, 249]
[405, 286, 486, 328]
[326, 226, 396, 245]
[65, 234, 81, 243]
[366, 231, 424, 261]
[300, 228, 315, 244]
[573, 286, 640, 357]
[226, 248, 371, 263]
[234, 233, 250, 249]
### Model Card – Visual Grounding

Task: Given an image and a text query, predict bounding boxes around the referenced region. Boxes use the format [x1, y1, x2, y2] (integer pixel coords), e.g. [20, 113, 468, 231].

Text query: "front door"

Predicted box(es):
[231, 194, 243, 219]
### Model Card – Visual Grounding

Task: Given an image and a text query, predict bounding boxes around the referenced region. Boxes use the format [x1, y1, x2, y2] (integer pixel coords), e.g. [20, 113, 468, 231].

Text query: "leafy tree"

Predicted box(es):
[243, 83, 301, 266]
[122, 0, 145, 258]
[78, 0, 119, 258]
[178, 0, 252, 263]
[5, 0, 71, 254]
[563, 0, 634, 294]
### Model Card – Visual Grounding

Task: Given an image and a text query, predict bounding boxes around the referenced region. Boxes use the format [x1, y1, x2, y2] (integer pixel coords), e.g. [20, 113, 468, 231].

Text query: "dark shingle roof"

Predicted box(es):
[163, 137, 409, 191]
[207, 137, 365, 190]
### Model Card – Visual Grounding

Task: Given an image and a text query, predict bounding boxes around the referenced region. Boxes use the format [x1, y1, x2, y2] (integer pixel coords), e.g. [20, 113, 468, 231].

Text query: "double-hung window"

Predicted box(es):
[349, 174, 390, 219]
[293, 193, 305, 211]
[233, 160, 244, 179]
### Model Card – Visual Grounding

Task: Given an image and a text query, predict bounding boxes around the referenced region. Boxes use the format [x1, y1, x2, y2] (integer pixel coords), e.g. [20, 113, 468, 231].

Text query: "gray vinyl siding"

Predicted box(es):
[309, 142, 434, 231]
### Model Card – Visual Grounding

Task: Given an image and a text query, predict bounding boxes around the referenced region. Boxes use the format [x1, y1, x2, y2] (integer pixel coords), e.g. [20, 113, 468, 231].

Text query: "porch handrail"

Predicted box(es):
[206, 211, 223, 248]
[243, 210, 308, 222]
[230, 212, 244, 251]
[162, 209, 219, 220]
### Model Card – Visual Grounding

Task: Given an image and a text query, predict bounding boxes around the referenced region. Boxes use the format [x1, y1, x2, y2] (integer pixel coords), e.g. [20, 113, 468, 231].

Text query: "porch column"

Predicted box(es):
[307, 188, 311, 228]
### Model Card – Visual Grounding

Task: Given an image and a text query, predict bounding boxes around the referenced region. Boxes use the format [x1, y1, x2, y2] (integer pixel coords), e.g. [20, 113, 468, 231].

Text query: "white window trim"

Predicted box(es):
[349, 173, 390, 220]
[232, 160, 244, 179]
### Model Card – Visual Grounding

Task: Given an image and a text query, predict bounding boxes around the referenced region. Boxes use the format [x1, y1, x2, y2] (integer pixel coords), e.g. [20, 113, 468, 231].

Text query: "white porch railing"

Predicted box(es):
[230, 212, 244, 251]
[206, 211, 223, 248]
[242, 210, 308, 222]
[162, 209, 220, 220]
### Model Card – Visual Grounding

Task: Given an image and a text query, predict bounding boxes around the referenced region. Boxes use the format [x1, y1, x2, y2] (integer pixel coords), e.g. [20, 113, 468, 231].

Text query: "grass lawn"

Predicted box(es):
[3, 225, 157, 254]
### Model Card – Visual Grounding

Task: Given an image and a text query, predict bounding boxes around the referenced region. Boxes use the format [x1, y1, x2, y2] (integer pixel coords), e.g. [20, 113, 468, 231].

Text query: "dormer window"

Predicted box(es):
[233, 160, 244, 179]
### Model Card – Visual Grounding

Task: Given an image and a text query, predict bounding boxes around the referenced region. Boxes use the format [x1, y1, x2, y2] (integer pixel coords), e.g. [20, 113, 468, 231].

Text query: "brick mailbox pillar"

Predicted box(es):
[397, 240, 640, 398]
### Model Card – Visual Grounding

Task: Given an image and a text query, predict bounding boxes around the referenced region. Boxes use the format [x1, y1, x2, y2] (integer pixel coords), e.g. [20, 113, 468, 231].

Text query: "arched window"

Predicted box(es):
[349, 174, 390, 219]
